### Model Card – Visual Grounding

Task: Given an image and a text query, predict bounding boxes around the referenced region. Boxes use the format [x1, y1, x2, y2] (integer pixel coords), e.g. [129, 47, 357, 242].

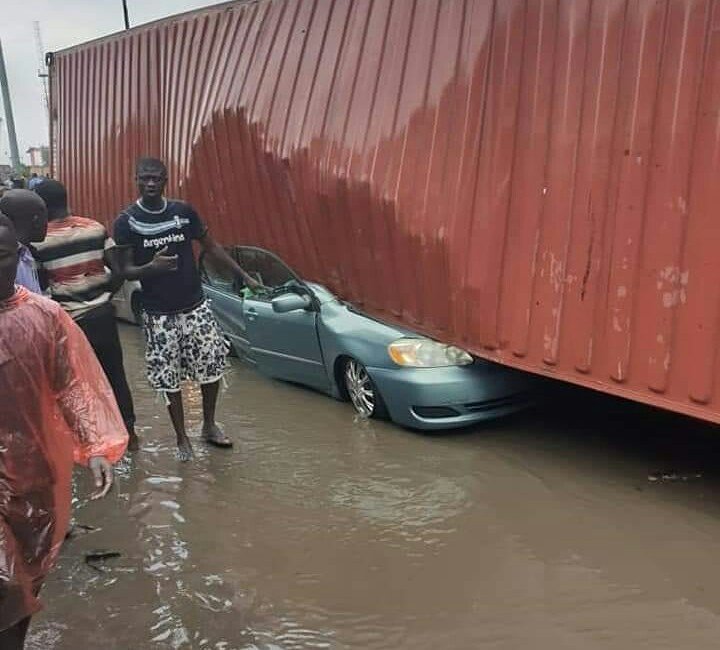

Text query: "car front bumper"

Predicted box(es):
[367, 362, 533, 430]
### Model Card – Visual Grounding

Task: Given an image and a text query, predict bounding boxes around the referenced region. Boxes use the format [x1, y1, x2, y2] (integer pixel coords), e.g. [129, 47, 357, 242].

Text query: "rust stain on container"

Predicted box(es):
[50, 0, 720, 424]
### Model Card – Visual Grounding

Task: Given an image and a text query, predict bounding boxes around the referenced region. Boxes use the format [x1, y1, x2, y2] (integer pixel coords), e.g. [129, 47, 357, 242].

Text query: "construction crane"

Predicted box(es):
[33, 21, 49, 119]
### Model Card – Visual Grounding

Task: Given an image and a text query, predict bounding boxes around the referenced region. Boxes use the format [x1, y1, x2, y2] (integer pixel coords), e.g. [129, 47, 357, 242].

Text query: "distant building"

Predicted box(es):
[25, 146, 50, 178]
[26, 147, 44, 166]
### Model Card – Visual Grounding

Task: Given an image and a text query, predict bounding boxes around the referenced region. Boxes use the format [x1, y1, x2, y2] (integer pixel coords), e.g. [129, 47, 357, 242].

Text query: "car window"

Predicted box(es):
[200, 249, 237, 294]
[235, 247, 304, 297]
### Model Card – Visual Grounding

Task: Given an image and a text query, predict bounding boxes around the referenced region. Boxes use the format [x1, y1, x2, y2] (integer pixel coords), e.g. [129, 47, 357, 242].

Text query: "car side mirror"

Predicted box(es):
[272, 293, 313, 313]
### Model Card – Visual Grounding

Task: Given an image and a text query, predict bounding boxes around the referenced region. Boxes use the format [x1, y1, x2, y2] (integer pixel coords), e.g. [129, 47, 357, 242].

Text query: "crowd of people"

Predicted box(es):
[0, 157, 260, 648]
[1, 173, 45, 191]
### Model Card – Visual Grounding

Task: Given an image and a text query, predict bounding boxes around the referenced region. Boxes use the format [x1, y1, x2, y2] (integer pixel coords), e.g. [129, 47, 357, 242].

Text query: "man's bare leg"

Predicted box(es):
[167, 391, 193, 461]
[200, 380, 232, 447]
[127, 425, 140, 452]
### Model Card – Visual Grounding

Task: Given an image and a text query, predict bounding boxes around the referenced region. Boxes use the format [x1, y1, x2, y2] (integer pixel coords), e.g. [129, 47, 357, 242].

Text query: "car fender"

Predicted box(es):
[315, 302, 408, 399]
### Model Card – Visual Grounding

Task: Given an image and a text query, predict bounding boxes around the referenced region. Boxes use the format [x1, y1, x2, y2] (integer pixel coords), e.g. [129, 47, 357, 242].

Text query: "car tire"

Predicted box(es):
[225, 336, 238, 358]
[131, 291, 144, 326]
[343, 358, 388, 420]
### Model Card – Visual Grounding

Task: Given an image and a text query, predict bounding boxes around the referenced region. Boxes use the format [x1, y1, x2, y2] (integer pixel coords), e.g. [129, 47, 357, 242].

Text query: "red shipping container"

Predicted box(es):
[49, 0, 720, 424]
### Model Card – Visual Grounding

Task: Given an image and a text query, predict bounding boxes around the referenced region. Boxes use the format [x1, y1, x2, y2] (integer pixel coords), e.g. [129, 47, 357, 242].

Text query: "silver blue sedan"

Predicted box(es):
[201, 246, 534, 431]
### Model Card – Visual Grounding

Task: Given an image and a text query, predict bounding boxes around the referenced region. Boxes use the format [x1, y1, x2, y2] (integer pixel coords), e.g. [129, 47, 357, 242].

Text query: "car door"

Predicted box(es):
[236, 247, 329, 391]
[199, 251, 252, 361]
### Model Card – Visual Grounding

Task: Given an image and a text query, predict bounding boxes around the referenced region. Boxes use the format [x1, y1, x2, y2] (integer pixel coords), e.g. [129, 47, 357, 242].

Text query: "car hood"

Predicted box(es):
[305, 282, 338, 305]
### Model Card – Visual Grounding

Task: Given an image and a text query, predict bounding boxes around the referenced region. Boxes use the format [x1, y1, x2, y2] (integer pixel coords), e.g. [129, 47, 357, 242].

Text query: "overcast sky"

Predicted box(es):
[0, 0, 229, 166]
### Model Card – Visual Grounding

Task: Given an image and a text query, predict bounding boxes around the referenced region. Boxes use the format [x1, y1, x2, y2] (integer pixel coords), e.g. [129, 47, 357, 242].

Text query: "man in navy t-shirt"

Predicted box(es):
[113, 157, 260, 460]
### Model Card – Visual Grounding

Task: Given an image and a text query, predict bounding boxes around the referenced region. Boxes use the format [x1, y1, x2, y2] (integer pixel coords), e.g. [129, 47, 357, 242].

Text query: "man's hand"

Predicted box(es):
[88, 456, 114, 500]
[198, 233, 268, 291]
[242, 273, 265, 292]
[148, 246, 178, 273]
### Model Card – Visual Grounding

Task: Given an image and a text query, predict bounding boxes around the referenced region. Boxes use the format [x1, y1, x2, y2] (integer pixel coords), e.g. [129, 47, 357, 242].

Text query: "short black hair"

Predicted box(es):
[0, 190, 47, 233]
[34, 178, 68, 212]
[136, 157, 167, 177]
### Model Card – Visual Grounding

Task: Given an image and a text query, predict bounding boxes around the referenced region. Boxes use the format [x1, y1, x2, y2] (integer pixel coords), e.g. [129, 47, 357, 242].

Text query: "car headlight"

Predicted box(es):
[388, 338, 474, 368]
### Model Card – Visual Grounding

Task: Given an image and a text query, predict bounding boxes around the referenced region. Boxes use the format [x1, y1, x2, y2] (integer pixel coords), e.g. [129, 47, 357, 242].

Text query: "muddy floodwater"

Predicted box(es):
[25, 325, 720, 649]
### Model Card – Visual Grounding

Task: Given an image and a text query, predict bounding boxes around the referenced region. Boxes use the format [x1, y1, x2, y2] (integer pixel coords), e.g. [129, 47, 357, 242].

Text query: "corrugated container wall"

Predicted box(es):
[50, 0, 720, 424]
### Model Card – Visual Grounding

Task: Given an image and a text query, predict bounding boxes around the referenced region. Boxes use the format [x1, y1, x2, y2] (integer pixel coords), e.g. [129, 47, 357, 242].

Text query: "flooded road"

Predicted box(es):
[26, 324, 720, 649]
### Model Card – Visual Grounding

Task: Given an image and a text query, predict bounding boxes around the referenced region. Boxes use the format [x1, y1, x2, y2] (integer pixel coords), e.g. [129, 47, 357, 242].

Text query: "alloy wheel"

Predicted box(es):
[345, 359, 376, 418]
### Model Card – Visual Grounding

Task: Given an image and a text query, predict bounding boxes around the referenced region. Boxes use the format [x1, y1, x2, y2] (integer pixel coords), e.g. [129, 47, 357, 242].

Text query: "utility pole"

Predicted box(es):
[0, 116, 6, 162]
[122, 0, 131, 30]
[0, 38, 21, 173]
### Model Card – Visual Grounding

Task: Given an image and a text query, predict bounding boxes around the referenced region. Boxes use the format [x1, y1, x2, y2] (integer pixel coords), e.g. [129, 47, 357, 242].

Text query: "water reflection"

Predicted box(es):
[25, 325, 720, 649]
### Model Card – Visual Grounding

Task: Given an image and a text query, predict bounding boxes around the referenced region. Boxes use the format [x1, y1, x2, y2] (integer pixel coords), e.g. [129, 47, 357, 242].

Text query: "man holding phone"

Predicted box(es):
[112, 157, 260, 461]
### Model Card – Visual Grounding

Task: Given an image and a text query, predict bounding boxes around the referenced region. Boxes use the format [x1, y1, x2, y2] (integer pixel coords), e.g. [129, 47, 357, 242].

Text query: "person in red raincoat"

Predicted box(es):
[0, 213, 128, 648]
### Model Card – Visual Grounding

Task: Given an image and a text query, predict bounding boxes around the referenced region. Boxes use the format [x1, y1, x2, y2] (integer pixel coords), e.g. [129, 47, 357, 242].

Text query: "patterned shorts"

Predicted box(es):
[143, 300, 228, 393]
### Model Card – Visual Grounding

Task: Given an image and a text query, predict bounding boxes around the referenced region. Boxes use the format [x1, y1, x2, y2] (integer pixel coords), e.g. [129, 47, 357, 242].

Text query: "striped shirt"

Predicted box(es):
[33, 215, 115, 319]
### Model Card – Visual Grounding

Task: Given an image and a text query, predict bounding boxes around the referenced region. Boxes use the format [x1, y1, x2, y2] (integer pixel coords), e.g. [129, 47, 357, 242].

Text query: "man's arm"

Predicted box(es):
[52, 310, 128, 498]
[198, 232, 262, 289]
[103, 248, 125, 294]
[102, 235, 126, 294]
[111, 213, 177, 281]
[110, 244, 178, 281]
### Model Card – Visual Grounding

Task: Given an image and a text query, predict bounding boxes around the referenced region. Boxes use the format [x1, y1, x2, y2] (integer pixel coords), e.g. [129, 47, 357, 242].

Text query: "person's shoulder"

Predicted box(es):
[167, 198, 195, 213]
[68, 214, 99, 225]
[114, 204, 137, 224]
[40, 217, 106, 255]
[111, 207, 136, 240]
[66, 215, 107, 231]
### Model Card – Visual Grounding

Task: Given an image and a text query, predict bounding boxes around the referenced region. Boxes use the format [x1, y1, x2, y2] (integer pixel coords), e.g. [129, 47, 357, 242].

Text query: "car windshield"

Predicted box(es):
[201, 248, 236, 293]
[235, 247, 300, 288]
